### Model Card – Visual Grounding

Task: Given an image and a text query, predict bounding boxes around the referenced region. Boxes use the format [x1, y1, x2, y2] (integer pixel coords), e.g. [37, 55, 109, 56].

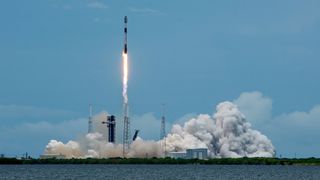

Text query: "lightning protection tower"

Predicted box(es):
[160, 104, 167, 157]
[123, 104, 130, 157]
[88, 104, 93, 133]
[160, 104, 166, 139]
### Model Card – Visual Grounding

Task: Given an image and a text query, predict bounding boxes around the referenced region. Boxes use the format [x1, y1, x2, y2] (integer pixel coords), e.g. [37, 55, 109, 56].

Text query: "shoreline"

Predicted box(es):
[1, 157, 320, 165]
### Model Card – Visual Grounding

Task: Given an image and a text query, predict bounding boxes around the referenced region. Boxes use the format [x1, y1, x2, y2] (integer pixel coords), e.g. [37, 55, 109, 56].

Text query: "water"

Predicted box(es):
[0, 165, 320, 180]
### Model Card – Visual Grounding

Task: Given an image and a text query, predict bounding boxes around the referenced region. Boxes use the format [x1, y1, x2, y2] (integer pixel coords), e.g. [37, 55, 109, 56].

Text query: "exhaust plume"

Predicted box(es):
[122, 52, 128, 104]
[165, 102, 275, 157]
[44, 101, 275, 158]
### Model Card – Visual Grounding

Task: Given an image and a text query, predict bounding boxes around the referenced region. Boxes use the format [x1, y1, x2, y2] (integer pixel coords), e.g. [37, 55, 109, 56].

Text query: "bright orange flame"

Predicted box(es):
[122, 52, 128, 104]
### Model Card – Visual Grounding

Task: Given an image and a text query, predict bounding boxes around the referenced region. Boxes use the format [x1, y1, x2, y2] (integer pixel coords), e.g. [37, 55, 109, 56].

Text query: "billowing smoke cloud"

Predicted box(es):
[44, 101, 275, 158]
[165, 102, 274, 157]
[45, 134, 161, 158]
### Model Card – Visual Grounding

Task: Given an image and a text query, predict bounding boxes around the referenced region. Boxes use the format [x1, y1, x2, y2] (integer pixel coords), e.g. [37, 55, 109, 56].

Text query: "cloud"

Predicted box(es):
[129, 7, 165, 15]
[173, 113, 197, 126]
[0, 118, 87, 157]
[2, 92, 320, 158]
[1, 118, 86, 138]
[233, 91, 272, 126]
[43, 102, 275, 158]
[87, 2, 108, 9]
[0, 105, 79, 125]
[92, 17, 110, 24]
[274, 106, 320, 128]
[0, 110, 167, 157]
[131, 113, 172, 141]
[234, 91, 320, 157]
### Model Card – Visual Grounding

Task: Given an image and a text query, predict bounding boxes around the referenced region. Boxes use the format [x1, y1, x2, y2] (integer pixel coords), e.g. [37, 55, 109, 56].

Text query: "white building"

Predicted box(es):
[168, 148, 208, 160]
[186, 148, 208, 160]
[168, 152, 186, 159]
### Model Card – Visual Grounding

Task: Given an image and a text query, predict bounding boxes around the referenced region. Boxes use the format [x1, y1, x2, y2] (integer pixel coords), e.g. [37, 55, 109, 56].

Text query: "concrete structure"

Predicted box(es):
[168, 148, 208, 160]
[168, 152, 186, 159]
[40, 154, 66, 159]
[186, 148, 208, 160]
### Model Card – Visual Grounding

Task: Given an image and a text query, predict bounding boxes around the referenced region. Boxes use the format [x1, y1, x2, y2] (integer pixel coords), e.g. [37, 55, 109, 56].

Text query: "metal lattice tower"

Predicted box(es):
[160, 104, 166, 139]
[88, 104, 93, 133]
[160, 104, 167, 157]
[123, 103, 130, 157]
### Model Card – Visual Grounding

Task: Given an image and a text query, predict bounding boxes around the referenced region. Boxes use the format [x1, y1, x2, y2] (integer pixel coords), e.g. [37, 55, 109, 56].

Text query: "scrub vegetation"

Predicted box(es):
[1, 157, 320, 165]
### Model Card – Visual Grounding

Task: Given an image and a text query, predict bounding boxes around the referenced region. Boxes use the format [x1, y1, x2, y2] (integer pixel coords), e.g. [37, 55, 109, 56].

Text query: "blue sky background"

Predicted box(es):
[0, 0, 320, 158]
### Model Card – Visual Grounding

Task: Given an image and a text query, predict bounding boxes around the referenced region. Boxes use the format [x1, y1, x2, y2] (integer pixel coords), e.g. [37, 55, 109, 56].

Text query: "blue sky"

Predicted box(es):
[0, 0, 320, 157]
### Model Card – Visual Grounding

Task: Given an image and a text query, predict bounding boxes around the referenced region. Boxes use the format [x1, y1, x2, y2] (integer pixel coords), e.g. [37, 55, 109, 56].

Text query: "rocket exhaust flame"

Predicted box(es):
[122, 52, 128, 104]
[123, 16, 129, 105]
[122, 51, 130, 156]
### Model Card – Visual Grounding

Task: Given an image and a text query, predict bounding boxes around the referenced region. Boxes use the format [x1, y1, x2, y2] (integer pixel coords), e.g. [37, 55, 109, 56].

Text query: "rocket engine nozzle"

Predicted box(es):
[124, 44, 127, 54]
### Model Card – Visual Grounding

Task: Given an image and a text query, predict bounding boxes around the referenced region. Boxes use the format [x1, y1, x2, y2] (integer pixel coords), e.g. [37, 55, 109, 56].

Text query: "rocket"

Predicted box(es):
[124, 16, 128, 54]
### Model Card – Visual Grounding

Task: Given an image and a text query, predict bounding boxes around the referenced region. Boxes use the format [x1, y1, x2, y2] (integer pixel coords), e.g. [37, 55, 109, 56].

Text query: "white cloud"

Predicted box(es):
[0, 110, 168, 157]
[234, 91, 320, 157]
[131, 113, 171, 141]
[173, 113, 197, 126]
[0, 118, 87, 157]
[234, 91, 320, 129]
[274, 105, 320, 128]
[233, 91, 272, 126]
[87, 2, 108, 9]
[0, 118, 86, 138]
[3, 93, 320, 158]
[0, 105, 78, 120]
[129, 7, 165, 15]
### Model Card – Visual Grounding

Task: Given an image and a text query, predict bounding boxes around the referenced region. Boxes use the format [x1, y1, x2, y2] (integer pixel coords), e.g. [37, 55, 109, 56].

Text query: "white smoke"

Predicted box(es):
[45, 140, 82, 158]
[165, 102, 274, 157]
[44, 101, 275, 158]
[44, 133, 160, 158]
